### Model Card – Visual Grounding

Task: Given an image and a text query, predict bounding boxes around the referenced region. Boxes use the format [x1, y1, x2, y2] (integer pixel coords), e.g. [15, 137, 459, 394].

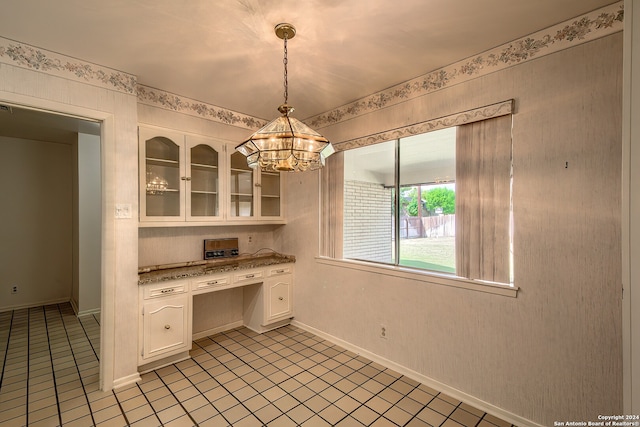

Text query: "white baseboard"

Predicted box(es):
[192, 320, 244, 341]
[70, 298, 79, 315]
[112, 372, 142, 390]
[77, 308, 101, 317]
[0, 297, 70, 313]
[291, 320, 542, 427]
[138, 352, 192, 374]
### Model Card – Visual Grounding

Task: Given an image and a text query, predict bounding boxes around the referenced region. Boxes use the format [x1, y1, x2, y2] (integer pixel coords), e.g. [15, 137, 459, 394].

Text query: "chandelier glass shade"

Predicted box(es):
[235, 23, 334, 172]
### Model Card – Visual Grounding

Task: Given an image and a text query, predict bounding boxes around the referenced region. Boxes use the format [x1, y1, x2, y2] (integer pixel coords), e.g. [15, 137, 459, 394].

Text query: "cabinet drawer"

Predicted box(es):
[267, 265, 292, 277]
[233, 269, 264, 284]
[143, 282, 188, 300]
[192, 274, 230, 293]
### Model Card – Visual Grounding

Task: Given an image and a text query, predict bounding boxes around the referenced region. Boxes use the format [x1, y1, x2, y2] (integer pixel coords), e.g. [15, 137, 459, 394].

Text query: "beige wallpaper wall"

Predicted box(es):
[280, 33, 623, 426]
[0, 136, 73, 311]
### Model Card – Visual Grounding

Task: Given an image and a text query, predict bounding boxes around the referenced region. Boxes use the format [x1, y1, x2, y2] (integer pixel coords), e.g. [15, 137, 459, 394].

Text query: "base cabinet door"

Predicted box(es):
[266, 277, 292, 322]
[141, 293, 190, 362]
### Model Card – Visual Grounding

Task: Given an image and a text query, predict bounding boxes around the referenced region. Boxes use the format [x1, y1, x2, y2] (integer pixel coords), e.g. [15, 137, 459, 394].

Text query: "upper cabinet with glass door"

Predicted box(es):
[139, 126, 224, 225]
[139, 125, 285, 226]
[229, 150, 284, 221]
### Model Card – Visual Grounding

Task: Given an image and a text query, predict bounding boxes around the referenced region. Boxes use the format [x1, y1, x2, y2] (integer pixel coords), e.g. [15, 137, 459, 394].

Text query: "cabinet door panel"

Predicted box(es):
[143, 295, 189, 359]
[267, 279, 292, 321]
[139, 128, 185, 221]
[188, 140, 222, 219]
[230, 152, 255, 218]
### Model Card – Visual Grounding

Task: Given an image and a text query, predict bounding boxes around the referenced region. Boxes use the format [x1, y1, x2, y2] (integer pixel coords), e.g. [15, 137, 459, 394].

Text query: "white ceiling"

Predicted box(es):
[0, 0, 616, 121]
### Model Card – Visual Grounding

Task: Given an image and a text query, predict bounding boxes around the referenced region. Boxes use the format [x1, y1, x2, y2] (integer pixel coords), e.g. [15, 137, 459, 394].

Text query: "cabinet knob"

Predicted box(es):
[164, 324, 171, 330]
[278, 297, 284, 301]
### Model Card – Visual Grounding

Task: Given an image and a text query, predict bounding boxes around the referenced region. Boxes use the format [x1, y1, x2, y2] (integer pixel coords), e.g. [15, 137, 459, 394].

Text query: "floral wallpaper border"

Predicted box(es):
[0, 2, 623, 131]
[137, 85, 267, 130]
[308, 2, 624, 129]
[0, 37, 137, 95]
[334, 99, 514, 151]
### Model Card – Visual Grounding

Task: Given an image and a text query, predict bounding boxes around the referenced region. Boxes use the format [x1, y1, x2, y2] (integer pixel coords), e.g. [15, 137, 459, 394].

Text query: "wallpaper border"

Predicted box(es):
[137, 85, 267, 130]
[307, 2, 623, 129]
[0, 37, 137, 95]
[0, 2, 623, 131]
[334, 99, 514, 151]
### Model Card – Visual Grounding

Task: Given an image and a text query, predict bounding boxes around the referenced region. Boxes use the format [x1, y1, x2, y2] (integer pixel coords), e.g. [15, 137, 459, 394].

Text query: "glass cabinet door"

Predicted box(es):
[143, 136, 182, 218]
[230, 152, 254, 217]
[189, 143, 219, 218]
[260, 172, 281, 217]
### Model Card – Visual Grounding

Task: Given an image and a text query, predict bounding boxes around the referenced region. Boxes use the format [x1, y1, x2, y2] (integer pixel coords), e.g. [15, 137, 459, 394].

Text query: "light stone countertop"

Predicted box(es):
[138, 253, 296, 285]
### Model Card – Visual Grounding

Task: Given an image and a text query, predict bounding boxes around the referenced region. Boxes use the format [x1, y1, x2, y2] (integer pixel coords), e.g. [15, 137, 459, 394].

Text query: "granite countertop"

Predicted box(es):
[138, 252, 296, 285]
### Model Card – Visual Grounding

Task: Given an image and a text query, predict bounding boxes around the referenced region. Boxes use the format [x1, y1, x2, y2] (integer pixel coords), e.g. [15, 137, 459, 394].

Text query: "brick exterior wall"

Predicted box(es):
[343, 180, 393, 263]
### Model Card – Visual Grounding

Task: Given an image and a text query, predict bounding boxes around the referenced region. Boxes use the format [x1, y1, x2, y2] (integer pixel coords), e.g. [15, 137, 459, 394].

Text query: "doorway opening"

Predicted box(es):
[0, 103, 103, 383]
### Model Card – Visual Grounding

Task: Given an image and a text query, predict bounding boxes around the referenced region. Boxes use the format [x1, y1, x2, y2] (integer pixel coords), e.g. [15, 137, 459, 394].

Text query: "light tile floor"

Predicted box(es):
[0, 303, 516, 426]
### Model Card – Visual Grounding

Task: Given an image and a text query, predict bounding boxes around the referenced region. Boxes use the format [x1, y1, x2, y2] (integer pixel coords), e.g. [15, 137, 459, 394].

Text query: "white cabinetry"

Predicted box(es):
[139, 126, 224, 224]
[139, 280, 192, 365]
[265, 266, 293, 322]
[243, 265, 293, 333]
[139, 125, 285, 226]
[138, 263, 294, 368]
[230, 151, 284, 221]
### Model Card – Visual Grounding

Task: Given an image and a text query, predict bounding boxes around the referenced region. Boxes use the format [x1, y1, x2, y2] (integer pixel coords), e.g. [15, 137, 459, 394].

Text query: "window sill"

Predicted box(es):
[315, 256, 519, 298]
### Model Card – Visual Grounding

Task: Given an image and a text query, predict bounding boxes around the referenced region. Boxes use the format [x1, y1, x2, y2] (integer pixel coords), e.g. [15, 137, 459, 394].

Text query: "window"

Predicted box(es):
[336, 115, 513, 285]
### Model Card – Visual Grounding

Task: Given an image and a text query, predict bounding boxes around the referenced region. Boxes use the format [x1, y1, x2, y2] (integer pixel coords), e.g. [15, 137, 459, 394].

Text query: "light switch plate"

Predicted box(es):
[115, 203, 132, 219]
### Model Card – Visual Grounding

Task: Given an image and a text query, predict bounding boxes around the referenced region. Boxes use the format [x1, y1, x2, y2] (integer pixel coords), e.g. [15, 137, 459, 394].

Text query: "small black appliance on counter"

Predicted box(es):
[203, 238, 239, 260]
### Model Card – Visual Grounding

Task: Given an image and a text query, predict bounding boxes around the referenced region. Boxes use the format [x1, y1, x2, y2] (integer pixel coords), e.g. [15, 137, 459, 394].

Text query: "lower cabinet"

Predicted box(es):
[265, 270, 293, 322]
[138, 263, 294, 368]
[139, 281, 192, 366]
[243, 265, 293, 332]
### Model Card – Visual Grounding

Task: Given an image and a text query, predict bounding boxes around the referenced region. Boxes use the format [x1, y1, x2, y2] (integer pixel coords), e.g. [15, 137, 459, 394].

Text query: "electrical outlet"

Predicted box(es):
[11, 285, 18, 294]
[380, 325, 387, 339]
[248, 236, 253, 243]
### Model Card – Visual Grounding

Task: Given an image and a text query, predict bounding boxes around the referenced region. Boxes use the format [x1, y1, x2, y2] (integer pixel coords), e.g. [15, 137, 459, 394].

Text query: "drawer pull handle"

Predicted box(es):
[276, 269, 285, 273]
[164, 325, 171, 330]
[207, 281, 218, 285]
[246, 274, 255, 278]
[278, 297, 284, 301]
[161, 288, 174, 294]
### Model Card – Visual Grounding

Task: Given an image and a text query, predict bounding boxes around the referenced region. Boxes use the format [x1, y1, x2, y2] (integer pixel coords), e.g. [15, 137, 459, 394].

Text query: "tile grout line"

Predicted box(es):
[229, 327, 457, 427]
[190, 339, 261, 425]
[53, 303, 97, 426]
[192, 329, 307, 425]
[153, 367, 202, 425]
[0, 310, 15, 392]
[26, 308, 31, 427]
[42, 305, 64, 427]
[134, 380, 168, 426]
[111, 388, 132, 426]
[215, 326, 402, 426]
[78, 314, 100, 361]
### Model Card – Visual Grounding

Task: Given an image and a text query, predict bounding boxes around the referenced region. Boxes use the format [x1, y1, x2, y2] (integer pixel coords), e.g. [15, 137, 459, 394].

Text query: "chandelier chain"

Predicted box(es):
[283, 30, 288, 105]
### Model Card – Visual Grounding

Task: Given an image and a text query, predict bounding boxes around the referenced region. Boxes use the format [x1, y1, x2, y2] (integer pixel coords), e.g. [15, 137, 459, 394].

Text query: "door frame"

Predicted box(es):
[0, 91, 117, 390]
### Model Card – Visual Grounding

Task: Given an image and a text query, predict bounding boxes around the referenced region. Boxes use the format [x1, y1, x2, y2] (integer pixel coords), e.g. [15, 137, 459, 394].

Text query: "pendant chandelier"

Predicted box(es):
[236, 23, 334, 172]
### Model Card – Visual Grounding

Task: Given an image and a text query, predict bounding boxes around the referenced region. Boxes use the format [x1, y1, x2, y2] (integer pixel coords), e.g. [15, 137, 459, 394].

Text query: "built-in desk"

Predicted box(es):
[137, 254, 295, 371]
